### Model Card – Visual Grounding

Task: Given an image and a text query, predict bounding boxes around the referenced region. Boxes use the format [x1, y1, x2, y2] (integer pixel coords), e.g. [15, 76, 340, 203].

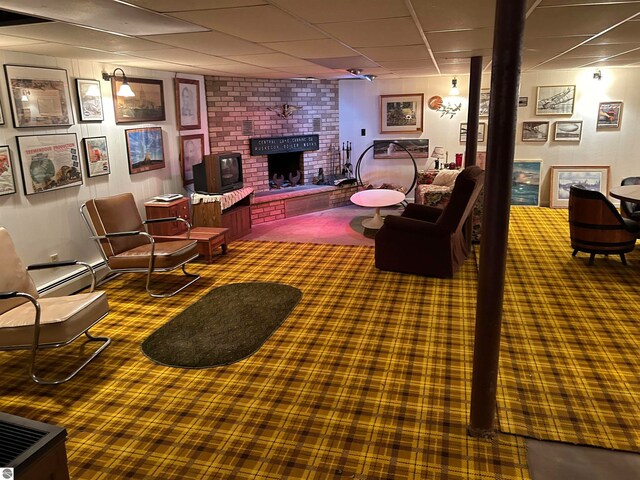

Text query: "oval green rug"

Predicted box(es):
[141, 282, 303, 368]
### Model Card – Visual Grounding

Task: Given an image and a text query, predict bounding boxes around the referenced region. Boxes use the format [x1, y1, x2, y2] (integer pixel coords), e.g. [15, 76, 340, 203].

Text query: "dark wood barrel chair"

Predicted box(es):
[568, 185, 639, 265]
[620, 176, 640, 221]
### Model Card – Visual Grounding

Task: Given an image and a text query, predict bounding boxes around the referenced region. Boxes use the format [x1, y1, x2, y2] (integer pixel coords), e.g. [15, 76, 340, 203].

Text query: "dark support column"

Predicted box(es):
[469, 0, 526, 437]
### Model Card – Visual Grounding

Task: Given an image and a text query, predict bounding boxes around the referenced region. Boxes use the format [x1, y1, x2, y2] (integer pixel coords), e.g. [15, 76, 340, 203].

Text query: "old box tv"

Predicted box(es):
[193, 152, 243, 195]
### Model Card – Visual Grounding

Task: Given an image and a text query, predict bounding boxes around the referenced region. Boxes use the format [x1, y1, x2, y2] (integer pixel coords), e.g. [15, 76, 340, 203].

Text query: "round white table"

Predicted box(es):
[350, 189, 406, 229]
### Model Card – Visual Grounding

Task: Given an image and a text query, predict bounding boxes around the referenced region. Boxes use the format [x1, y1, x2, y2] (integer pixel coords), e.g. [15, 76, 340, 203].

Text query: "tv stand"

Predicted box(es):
[191, 187, 253, 241]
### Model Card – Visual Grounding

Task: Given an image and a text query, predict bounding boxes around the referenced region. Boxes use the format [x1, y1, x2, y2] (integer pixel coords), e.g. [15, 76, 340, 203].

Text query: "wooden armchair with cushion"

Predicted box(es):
[81, 193, 200, 298]
[376, 166, 485, 277]
[0, 227, 110, 384]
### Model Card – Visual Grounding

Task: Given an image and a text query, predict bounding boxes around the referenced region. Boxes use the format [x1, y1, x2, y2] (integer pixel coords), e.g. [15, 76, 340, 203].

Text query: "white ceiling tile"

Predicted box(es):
[415, 0, 496, 31]
[0, 34, 46, 47]
[125, 0, 267, 13]
[320, 18, 423, 47]
[533, 56, 597, 69]
[357, 45, 431, 61]
[439, 63, 476, 74]
[224, 53, 316, 67]
[125, 48, 232, 66]
[586, 21, 640, 45]
[277, 65, 342, 75]
[141, 31, 273, 56]
[427, 29, 494, 53]
[524, 36, 591, 54]
[310, 56, 380, 69]
[269, 0, 409, 24]
[3, 43, 133, 62]
[201, 63, 278, 74]
[564, 43, 640, 58]
[376, 59, 435, 69]
[261, 39, 355, 59]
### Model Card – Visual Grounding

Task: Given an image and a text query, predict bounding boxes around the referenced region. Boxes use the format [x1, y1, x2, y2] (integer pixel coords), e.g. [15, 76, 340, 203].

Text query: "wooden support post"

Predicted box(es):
[469, 0, 527, 437]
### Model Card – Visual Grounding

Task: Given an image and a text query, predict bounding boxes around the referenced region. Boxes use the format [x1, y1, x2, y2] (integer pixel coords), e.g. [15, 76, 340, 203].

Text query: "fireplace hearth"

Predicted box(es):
[268, 152, 303, 189]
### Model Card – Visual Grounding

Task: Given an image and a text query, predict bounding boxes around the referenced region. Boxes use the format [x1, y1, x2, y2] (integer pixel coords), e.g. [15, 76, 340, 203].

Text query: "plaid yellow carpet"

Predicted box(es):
[0, 240, 529, 479]
[493, 207, 640, 452]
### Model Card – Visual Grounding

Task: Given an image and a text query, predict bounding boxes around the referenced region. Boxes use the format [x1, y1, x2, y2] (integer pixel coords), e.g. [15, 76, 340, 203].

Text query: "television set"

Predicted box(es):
[193, 152, 243, 194]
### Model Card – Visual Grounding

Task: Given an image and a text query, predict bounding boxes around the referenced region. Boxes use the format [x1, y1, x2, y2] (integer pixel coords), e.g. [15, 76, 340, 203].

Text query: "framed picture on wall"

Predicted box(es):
[125, 127, 165, 175]
[112, 77, 165, 124]
[83, 136, 111, 177]
[0, 100, 4, 125]
[479, 89, 490, 116]
[373, 139, 430, 159]
[597, 101, 623, 129]
[4, 64, 74, 128]
[175, 78, 201, 130]
[16, 133, 82, 195]
[180, 134, 204, 185]
[0, 145, 16, 196]
[522, 121, 549, 142]
[76, 78, 104, 122]
[549, 165, 610, 208]
[380, 93, 424, 134]
[460, 123, 486, 143]
[535, 85, 575, 115]
[554, 120, 583, 142]
[512, 160, 542, 206]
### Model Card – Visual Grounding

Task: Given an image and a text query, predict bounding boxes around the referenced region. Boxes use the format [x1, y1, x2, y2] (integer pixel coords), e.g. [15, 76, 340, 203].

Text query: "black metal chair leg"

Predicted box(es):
[572, 249, 578, 257]
[588, 253, 595, 265]
[620, 253, 627, 265]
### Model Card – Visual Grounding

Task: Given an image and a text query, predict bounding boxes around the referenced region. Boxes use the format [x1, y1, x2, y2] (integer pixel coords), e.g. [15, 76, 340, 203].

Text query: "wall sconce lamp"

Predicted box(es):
[593, 69, 602, 80]
[101, 68, 135, 97]
[449, 77, 460, 96]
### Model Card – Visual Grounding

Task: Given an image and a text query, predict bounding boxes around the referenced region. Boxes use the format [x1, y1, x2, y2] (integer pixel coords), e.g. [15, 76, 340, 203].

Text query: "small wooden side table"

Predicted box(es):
[152, 227, 229, 263]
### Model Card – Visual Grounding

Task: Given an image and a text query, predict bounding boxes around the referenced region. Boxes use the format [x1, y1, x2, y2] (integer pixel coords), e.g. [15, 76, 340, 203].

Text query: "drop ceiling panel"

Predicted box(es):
[261, 39, 355, 58]
[376, 59, 434, 69]
[426, 29, 494, 53]
[142, 31, 273, 56]
[125, 0, 267, 13]
[385, 67, 439, 77]
[521, 52, 559, 69]
[414, 0, 496, 31]
[277, 65, 343, 75]
[268, 0, 409, 24]
[534, 56, 596, 69]
[565, 43, 640, 58]
[3, 43, 131, 62]
[438, 63, 474, 74]
[524, 36, 591, 54]
[202, 63, 278, 74]
[586, 22, 640, 45]
[310, 56, 380, 69]
[357, 45, 430, 61]
[540, 0, 640, 5]
[224, 53, 317, 67]
[0, 34, 46, 47]
[320, 18, 423, 47]
[126, 48, 232, 66]
[434, 49, 493, 59]
[170, 5, 325, 42]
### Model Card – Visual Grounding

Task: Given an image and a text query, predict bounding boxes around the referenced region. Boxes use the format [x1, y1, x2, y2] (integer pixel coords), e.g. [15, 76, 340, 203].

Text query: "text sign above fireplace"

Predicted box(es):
[250, 134, 319, 156]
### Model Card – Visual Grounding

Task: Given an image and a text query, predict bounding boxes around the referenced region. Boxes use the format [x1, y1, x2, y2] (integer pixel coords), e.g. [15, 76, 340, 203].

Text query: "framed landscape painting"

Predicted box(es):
[0, 145, 16, 196]
[112, 77, 165, 124]
[76, 78, 103, 122]
[175, 78, 201, 130]
[522, 121, 549, 142]
[16, 133, 82, 195]
[535, 85, 575, 115]
[125, 127, 165, 175]
[83, 136, 111, 177]
[597, 101, 622, 129]
[460, 123, 486, 143]
[512, 160, 542, 206]
[549, 165, 610, 208]
[4, 64, 74, 128]
[373, 139, 430, 159]
[380, 93, 423, 134]
[554, 120, 583, 142]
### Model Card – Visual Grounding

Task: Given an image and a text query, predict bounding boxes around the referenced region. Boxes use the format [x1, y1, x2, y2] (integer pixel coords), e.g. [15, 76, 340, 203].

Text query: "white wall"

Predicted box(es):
[0, 50, 208, 289]
[339, 67, 640, 205]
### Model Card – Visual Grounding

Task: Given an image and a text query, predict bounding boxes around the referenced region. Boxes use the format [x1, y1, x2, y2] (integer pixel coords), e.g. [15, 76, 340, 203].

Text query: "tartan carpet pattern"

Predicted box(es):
[492, 207, 640, 452]
[0, 240, 529, 479]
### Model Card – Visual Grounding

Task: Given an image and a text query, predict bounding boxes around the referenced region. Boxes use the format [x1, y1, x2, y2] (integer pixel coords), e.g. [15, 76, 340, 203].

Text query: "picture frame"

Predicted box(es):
[373, 139, 430, 159]
[479, 89, 490, 116]
[535, 85, 576, 115]
[0, 100, 4, 125]
[380, 93, 424, 134]
[125, 127, 165, 175]
[83, 136, 111, 177]
[476, 151, 487, 170]
[512, 160, 542, 206]
[175, 78, 201, 130]
[549, 165, 610, 208]
[16, 133, 82, 195]
[554, 120, 583, 142]
[460, 122, 486, 143]
[75, 78, 104, 122]
[0, 145, 16, 196]
[112, 77, 165, 124]
[4, 64, 74, 128]
[518, 96, 528, 107]
[597, 101, 623, 130]
[180, 134, 204, 185]
[522, 121, 549, 142]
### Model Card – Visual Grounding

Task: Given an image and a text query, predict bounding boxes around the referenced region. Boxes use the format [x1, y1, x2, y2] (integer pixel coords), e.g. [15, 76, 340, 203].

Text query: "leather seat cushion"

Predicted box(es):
[0, 291, 108, 348]
[108, 240, 198, 270]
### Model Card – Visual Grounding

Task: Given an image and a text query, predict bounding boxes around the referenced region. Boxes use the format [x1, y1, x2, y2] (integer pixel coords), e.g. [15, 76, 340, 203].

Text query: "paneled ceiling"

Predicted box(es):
[0, 0, 638, 79]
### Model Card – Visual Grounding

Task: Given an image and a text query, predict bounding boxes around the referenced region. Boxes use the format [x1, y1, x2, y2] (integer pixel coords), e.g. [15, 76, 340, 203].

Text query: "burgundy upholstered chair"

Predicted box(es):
[375, 166, 485, 277]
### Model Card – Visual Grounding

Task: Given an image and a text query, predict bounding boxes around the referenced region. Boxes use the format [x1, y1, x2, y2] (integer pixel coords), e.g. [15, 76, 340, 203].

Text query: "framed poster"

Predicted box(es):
[373, 139, 429, 159]
[549, 165, 610, 208]
[125, 127, 165, 175]
[535, 85, 575, 115]
[175, 78, 201, 130]
[518, 97, 528, 107]
[4, 64, 74, 128]
[460, 123, 486, 143]
[597, 101, 623, 129]
[554, 121, 583, 142]
[180, 134, 204, 185]
[522, 121, 549, 142]
[76, 78, 103, 122]
[0, 145, 16, 196]
[112, 77, 165, 124]
[479, 89, 490, 116]
[16, 133, 82, 195]
[476, 151, 487, 170]
[380, 93, 423, 134]
[0, 100, 4, 125]
[83, 136, 111, 177]
[512, 160, 542, 206]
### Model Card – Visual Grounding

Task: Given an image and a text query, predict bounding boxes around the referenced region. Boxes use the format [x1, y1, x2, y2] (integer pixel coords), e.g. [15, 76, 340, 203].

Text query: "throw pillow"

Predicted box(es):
[432, 169, 460, 187]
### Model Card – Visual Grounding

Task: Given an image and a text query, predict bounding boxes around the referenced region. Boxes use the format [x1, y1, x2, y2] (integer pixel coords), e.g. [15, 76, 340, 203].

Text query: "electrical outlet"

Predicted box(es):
[50, 253, 58, 262]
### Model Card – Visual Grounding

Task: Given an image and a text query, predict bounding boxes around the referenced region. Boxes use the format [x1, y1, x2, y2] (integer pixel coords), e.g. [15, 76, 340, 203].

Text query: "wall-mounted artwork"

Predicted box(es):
[479, 89, 490, 116]
[518, 97, 528, 107]
[512, 160, 542, 206]
[180, 134, 204, 185]
[373, 139, 430, 159]
[549, 165, 610, 208]
[597, 101, 623, 129]
[0, 145, 16, 196]
[83, 136, 111, 177]
[4, 65, 74, 128]
[76, 78, 104, 122]
[554, 120, 583, 142]
[112, 77, 165, 124]
[125, 127, 165, 175]
[16, 133, 82, 195]
[380, 93, 423, 134]
[476, 151, 487, 170]
[175, 78, 201, 130]
[0, 100, 4, 125]
[460, 123, 486, 143]
[535, 85, 576, 115]
[522, 121, 549, 142]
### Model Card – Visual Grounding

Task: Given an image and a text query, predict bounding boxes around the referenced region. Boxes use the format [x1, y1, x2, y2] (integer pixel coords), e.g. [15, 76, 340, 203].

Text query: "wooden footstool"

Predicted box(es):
[152, 227, 229, 263]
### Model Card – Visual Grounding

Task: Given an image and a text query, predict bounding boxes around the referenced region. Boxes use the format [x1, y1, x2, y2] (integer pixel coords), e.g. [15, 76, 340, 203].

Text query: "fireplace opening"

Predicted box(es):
[268, 152, 303, 189]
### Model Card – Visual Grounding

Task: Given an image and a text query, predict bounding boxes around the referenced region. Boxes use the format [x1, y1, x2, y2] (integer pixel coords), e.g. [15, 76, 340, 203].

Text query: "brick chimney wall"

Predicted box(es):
[205, 76, 340, 193]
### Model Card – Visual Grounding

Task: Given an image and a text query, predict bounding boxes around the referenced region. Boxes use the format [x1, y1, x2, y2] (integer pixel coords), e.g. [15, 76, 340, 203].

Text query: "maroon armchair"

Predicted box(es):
[375, 166, 485, 277]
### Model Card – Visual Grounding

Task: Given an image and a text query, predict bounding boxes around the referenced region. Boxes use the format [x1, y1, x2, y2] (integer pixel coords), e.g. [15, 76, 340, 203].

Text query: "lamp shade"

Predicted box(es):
[117, 82, 135, 97]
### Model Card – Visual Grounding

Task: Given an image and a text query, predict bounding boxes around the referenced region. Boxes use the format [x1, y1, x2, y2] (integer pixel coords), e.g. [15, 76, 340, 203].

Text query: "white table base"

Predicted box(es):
[362, 207, 385, 229]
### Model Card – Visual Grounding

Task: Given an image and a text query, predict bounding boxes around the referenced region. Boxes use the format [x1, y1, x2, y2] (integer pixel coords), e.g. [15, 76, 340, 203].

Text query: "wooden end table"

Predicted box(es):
[152, 227, 229, 263]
